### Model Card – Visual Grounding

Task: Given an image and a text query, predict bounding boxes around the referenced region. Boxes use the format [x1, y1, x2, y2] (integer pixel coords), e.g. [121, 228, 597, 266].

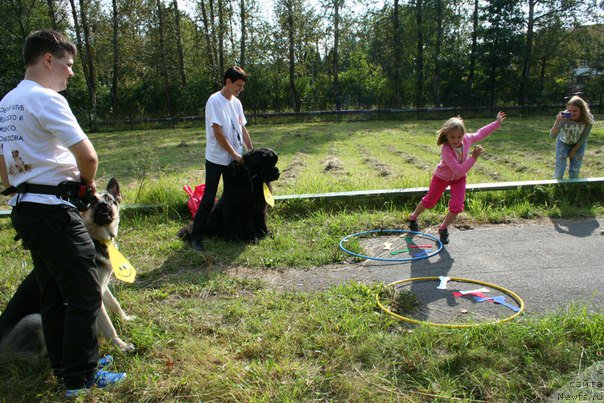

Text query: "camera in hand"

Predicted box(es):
[561, 111, 571, 119]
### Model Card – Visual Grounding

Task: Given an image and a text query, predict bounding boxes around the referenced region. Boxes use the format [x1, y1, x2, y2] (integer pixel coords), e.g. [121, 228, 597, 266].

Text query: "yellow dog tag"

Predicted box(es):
[263, 183, 275, 207]
[101, 240, 136, 283]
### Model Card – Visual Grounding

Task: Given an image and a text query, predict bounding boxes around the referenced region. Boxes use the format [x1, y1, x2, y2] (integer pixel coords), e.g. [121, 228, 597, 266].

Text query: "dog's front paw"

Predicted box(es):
[122, 343, 136, 353]
[114, 338, 136, 354]
[121, 313, 137, 322]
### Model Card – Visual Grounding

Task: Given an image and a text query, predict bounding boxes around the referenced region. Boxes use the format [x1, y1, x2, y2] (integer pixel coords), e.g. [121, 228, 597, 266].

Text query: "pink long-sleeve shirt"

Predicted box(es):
[433, 120, 501, 181]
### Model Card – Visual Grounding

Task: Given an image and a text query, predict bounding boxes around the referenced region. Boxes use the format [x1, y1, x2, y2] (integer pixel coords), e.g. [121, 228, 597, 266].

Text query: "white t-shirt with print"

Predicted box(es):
[0, 80, 87, 206]
[204, 91, 247, 166]
[558, 119, 586, 144]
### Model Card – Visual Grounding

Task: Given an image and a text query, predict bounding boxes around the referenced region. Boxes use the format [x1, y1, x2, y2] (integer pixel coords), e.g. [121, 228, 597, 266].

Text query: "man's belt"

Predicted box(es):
[1, 185, 17, 196]
[13, 183, 61, 196]
[1, 181, 95, 210]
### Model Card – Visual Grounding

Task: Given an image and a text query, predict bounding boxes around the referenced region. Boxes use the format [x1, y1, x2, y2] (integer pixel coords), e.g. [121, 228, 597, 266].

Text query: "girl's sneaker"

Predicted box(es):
[438, 228, 449, 245]
[408, 219, 419, 232]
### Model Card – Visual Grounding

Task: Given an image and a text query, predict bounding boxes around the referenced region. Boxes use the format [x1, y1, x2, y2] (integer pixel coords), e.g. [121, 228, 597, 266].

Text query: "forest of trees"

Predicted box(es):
[0, 0, 602, 123]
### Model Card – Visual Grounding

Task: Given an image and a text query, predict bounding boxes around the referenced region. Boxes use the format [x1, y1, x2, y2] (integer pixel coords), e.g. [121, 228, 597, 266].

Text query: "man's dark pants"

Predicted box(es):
[11, 202, 101, 389]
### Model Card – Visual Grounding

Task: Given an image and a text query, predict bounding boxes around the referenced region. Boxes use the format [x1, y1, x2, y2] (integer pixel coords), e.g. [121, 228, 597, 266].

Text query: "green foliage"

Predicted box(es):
[1, 0, 601, 120]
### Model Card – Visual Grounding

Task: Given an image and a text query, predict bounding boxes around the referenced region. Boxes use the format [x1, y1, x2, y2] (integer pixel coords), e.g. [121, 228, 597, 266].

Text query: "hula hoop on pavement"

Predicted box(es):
[376, 276, 525, 328]
[339, 229, 443, 262]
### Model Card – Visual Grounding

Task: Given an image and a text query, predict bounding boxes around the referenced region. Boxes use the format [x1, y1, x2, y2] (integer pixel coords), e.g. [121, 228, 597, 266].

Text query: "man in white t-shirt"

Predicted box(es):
[0, 29, 125, 397]
[189, 66, 253, 251]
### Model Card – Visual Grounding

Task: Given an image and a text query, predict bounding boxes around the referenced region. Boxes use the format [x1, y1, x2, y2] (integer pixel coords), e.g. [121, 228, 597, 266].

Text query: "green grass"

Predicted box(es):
[1, 280, 602, 401]
[1, 117, 603, 401]
[52, 116, 603, 203]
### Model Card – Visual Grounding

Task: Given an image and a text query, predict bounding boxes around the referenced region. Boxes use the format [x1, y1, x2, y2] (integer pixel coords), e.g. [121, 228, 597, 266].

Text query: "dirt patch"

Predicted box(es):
[388, 145, 431, 171]
[360, 146, 392, 177]
[472, 163, 502, 181]
[481, 154, 531, 175]
[322, 156, 345, 172]
[279, 152, 307, 185]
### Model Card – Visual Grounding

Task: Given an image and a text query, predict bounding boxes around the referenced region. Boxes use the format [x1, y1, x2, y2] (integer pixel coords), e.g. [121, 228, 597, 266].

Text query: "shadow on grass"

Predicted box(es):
[132, 236, 249, 290]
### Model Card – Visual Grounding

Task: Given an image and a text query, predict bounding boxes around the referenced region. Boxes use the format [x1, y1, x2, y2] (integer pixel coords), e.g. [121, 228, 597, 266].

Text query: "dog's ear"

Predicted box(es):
[106, 178, 122, 203]
[261, 148, 278, 166]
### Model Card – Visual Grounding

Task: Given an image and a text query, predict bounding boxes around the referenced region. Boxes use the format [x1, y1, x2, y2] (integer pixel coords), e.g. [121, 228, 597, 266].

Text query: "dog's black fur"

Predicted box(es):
[179, 147, 280, 243]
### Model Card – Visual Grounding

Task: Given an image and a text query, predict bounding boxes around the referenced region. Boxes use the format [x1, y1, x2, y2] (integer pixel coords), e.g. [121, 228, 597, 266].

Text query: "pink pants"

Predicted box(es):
[421, 175, 466, 214]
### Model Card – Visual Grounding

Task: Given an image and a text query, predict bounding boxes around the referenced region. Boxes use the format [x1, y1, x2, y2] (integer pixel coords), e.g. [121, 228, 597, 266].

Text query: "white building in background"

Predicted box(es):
[571, 66, 602, 91]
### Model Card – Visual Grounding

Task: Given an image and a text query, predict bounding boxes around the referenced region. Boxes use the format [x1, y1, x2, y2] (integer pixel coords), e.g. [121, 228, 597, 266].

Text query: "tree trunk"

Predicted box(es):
[415, 0, 423, 108]
[173, 0, 187, 85]
[46, 0, 57, 30]
[393, 0, 403, 108]
[217, 0, 225, 75]
[79, 0, 97, 115]
[68, 0, 92, 118]
[156, 0, 174, 118]
[467, 0, 478, 91]
[200, 0, 217, 82]
[333, 0, 340, 110]
[518, 0, 535, 106]
[68, 0, 86, 80]
[209, 0, 220, 82]
[287, 1, 299, 111]
[240, 0, 246, 67]
[432, 0, 443, 107]
[111, 0, 119, 114]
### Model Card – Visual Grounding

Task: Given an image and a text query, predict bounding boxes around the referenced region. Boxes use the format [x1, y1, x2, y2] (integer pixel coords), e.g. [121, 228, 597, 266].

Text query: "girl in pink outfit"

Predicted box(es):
[408, 111, 507, 244]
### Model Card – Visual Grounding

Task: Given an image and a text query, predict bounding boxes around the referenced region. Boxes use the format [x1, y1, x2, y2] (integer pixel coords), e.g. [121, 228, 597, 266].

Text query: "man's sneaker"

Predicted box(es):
[408, 219, 420, 232]
[65, 369, 126, 397]
[438, 228, 449, 245]
[98, 355, 113, 369]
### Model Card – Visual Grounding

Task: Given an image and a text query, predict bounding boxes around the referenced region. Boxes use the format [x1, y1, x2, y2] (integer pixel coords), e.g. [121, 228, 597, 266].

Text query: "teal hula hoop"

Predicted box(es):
[339, 229, 443, 262]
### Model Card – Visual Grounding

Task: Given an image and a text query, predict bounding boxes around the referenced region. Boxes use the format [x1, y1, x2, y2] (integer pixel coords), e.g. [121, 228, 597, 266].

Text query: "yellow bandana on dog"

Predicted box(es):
[101, 240, 137, 283]
[263, 183, 274, 207]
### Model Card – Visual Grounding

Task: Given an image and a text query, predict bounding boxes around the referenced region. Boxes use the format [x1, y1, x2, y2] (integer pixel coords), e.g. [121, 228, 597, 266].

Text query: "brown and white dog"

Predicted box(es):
[0, 178, 135, 357]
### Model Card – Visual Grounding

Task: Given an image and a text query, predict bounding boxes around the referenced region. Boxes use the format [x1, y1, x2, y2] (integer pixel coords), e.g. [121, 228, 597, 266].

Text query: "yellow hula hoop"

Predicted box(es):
[376, 276, 525, 328]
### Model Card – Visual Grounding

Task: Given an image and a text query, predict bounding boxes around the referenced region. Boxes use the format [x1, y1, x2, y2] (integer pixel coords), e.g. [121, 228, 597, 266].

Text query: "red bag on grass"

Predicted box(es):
[183, 184, 205, 219]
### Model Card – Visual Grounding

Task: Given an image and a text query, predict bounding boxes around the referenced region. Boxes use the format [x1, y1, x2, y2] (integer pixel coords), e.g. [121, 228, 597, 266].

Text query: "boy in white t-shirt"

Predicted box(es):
[0, 29, 126, 397]
[189, 66, 254, 251]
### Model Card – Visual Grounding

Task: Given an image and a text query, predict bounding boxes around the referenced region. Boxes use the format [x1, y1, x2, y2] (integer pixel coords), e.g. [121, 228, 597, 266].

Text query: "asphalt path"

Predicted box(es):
[230, 217, 604, 314]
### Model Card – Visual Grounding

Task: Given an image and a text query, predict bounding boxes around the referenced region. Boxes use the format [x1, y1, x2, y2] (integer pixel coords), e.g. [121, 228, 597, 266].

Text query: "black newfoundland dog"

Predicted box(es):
[180, 147, 280, 244]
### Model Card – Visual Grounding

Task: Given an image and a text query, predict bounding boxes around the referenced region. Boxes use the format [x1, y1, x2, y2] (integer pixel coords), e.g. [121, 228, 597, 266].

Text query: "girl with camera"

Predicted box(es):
[550, 95, 595, 179]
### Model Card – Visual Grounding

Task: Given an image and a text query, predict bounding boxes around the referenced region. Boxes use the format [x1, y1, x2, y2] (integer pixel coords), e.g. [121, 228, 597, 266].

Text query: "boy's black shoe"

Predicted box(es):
[438, 228, 449, 245]
[408, 219, 420, 232]
[190, 238, 203, 251]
